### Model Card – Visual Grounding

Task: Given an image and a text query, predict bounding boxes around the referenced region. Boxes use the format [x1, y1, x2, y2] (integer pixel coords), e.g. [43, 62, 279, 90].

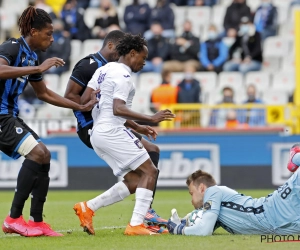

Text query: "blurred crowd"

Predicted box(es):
[1, 0, 298, 128]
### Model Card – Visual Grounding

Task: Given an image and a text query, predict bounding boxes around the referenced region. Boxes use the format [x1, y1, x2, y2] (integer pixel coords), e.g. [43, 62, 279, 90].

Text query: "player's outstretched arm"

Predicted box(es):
[0, 57, 65, 80]
[113, 99, 175, 123]
[30, 80, 97, 112]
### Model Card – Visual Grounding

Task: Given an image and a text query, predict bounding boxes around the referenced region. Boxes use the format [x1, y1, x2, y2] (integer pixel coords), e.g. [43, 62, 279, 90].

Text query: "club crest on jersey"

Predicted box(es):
[203, 201, 212, 212]
[15, 127, 23, 134]
[134, 139, 144, 149]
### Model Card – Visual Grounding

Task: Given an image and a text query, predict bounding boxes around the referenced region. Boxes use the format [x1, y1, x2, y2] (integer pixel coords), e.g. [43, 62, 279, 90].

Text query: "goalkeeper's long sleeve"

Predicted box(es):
[183, 212, 218, 236]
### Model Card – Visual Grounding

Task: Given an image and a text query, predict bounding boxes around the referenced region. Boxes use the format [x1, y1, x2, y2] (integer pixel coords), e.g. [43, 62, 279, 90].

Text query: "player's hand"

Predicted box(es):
[151, 109, 175, 123]
[79, 99, 98, 112]
[91, 89, 101, 101]
[38, 57, 65, 73]
[167, 209, 185, 235]
[135, 125, 158, 141]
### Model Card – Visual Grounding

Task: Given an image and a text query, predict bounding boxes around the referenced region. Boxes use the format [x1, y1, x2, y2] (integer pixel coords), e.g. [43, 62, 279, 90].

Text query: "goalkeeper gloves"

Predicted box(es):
[167, 208, 186, 235]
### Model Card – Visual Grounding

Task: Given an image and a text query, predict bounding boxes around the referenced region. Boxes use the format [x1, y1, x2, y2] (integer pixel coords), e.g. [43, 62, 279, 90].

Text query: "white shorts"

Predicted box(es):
[90, 124, 149, 177]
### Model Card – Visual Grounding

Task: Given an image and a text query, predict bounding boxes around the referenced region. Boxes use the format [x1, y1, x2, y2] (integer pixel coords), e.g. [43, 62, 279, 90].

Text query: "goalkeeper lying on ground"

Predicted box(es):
[167, 145, 300, 235]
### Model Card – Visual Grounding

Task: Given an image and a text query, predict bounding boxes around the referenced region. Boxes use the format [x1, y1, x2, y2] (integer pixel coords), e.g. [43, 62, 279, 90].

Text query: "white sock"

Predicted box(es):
[130, 188, 153, 226]
[86, 181, 130, 212]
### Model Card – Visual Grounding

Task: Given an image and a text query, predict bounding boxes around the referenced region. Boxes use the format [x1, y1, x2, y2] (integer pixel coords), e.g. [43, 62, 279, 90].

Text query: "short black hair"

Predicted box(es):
[18, 6, 52, 37]
[116, 33, 147, 56]
[102, 30, 125, 47]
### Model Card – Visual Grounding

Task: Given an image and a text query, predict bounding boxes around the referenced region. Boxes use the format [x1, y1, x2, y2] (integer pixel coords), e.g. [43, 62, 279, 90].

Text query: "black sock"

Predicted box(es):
[10, 159, 40, 219]
[148, 151, 160, 209]
[30, 163, 50, 222]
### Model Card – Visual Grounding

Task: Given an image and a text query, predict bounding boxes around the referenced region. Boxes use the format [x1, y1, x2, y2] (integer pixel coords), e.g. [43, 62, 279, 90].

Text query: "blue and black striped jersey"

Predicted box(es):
[0, 37, 42, 116]
[70, 52, 107, 130]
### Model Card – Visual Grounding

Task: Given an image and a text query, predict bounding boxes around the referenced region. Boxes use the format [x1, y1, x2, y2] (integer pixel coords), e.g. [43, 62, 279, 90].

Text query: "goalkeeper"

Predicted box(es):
[167, 147, 300, 235]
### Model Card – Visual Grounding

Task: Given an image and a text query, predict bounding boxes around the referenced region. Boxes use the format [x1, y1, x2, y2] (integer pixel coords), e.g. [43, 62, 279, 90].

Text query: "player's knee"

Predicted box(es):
[27, 145, 49, 164]
[147, 143, 160, 154]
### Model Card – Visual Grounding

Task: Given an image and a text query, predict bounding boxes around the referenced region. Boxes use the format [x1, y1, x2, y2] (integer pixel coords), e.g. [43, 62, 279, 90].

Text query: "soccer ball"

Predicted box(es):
[185, 209, 203, 227]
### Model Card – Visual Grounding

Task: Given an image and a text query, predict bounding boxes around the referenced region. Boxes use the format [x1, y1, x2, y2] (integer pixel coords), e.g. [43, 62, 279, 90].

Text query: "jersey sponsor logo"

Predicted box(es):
[11, 41, 17, 44]
[15, 127, 23, 134]
[123, 75, 130, 78]
[126, 144, 220, 187]
[90, 58, 95, 64]
[0, 145, 68, 187]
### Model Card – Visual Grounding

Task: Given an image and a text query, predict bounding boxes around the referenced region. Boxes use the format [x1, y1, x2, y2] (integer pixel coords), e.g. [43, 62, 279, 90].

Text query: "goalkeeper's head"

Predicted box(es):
[186, 170, 216, 209]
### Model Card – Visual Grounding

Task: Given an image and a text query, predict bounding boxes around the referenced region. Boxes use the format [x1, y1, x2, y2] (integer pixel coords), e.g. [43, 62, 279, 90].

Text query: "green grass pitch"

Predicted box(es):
[0, 189, 299, 250]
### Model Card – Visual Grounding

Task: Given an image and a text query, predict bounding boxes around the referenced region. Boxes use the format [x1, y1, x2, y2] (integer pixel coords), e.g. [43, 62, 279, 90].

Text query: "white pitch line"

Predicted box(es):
[0, 225, 126, 238]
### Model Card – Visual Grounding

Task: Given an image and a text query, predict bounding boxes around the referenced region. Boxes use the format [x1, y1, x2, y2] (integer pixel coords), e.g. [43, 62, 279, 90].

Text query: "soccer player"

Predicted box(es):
[74, 33, 175, 235]
[0, 6, 96, 237]
[64, 31, 168, 232]
[167, 163, 300, 235]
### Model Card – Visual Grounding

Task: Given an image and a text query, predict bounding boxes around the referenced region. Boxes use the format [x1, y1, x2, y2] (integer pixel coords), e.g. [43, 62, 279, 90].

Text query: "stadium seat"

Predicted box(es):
[218, 72, 244, 93]
[273, 0, 292, 9]
[277, 5, 289, 25]
[245, 72, 270, 93]
[170, 72, 184, 87]
[131, 90, 152, 115]
[262, 57, 281, 72]
[212, 5, 226, 31]
[84, 8, 100, 29]
[119, 0, 133, 8]
[117, 6, 125, 30]
[187, 7, 211, 31]
[262, 91, 289, 104]
[271, 72, 295, 94]
[247, 0, 261, 12]
[70, 40, 82, 61]
[82, 39, 103, 56]
[36, 104, 65, 119]
[279, 22, 295, 40]
[0, 8, 17, 31]
[194, 72, 217, 93]
[170, 5, 187, 31]
[59, 71, 72, 96]
[281, 56, 295, 72]
[220, 0, 233, 6]
[138, 73, 161, 92]
[44, 74, 60, 92]
[263, 37, 289, 58]
[2, 0, 29, 14]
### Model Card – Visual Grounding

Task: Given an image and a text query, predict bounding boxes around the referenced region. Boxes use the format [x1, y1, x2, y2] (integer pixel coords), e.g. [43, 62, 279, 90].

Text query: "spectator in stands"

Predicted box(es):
[61, 0, 91, 41]
[177, 64, 201, 103]
[237, 84, 265, 126]
[150, 70, 178, 113]
[145, 0, 175, 39]
[38, 19, 71, 75]
[225, 109, 241, 128]
[254, 0, 278, 41]
[163, 20, 200, 72]
[223, 0, 251, 37]
[200, 24, 228, 74]
[124, 0, 151, 35]
[223, 17, 263, 74]
[209, 86, 236, 128]
[77, 0, 91, 9]
[92, 0, 120, 39]
[188, 0, 217, 6]
[141, 23, 169, 73]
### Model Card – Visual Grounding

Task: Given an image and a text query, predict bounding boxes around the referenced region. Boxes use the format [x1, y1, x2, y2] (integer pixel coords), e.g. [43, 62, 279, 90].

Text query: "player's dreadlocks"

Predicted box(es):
[116, 33, 147, 56]
[102, 30, 125, 47]
[18, 6, 52, 37]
